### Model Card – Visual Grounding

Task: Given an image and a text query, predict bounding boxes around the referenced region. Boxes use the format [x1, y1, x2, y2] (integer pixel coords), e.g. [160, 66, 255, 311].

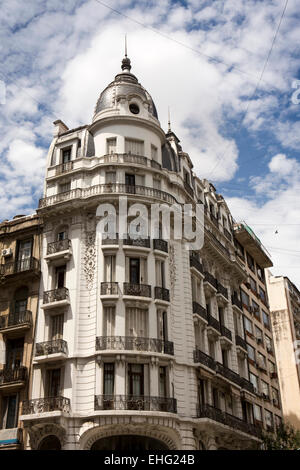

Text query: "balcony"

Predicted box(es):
[42, 287, 70, 310]
[0, 257, 40, 279]
[240, 378, 255, 394]
[216, 362, 242, 388]
[184, 181, 194, 198]
[216, 281, 229, 305]
[0, 310, 32, 336]
[151, 160, 162, 170]
[154, 286, 170, 302]
[101, 233, 119, 246]
[190, 253, 204, 277]
[197, 404, 262, 439]
[100, 282, 119, 296]
[0, 366, 27, 391]
[207, 313, 221, 337]
[153, 239, 168, 254]
[21, 396, 71, 416]
[96, 336, 174, 355]
[192, 302, 208, 323]
[54, 161, 74, 175]
[233, 223, 272, 269]
[38, 183, 178, 209]
[210, 213, 219, 228]
[94, 395, 177, 413]
[45, 239, 72, 262]
[203, 271, 218, 295]
[235, 335, 248, 354]
[123, 283, 151, 299]
[34, 339, 68, 363]
[220, 324, 232, 342]
[231, 295, 243, 312]
[123, 235, 150, 250]
[193, 349, 216, 371]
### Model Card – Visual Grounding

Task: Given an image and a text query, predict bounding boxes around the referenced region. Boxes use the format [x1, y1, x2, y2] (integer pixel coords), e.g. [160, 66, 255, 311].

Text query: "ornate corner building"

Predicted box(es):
[0, 214, 42, 449]
[0, 55, 283, 450]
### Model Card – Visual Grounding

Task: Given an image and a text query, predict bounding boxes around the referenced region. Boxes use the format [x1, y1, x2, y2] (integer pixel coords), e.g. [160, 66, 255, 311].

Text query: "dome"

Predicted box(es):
[94, 56, 158, 119]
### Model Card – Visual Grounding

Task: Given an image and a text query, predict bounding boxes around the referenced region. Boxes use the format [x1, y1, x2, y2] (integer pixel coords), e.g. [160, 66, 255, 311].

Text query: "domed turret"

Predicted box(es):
[93, 54, 158, 121]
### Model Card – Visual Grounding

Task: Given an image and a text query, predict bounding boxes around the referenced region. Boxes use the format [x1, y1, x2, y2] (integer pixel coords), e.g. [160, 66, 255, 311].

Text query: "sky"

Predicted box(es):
[0, 0, 300, 284]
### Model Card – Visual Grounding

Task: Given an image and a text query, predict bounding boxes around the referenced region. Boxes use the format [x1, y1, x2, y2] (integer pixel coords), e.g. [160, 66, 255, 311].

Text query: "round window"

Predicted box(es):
[129, 103, 140, 115]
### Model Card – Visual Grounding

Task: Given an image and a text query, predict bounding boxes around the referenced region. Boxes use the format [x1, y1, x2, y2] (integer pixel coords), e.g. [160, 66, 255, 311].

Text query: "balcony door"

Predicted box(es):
[157, 310, 168, 342]
[6, 338, 24, 369]
[56, 265, 66, 289]
[51, 314, 64, 341]
[46, 368, 61, 397]
[1, 395, 18, 429]
[125, 307, 148, 340]
[129, 258, 140, 284]
[125, 173, 135, 194]
[12, 287, 28, 320]
[128, 364, 144, 396]
[17, 239, 32, 271]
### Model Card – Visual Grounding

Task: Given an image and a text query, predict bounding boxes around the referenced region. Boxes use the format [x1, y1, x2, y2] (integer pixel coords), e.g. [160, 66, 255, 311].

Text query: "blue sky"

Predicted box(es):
[1, 0, 300, 283]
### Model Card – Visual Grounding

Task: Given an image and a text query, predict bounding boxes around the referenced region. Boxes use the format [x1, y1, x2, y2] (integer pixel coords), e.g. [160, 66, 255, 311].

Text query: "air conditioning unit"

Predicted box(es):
[256, 337, 262, 344]
[1, 248, 12, 257]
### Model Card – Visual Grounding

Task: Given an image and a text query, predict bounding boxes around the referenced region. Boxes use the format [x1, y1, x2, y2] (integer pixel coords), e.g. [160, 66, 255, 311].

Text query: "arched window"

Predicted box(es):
[38, 435, 61, 450]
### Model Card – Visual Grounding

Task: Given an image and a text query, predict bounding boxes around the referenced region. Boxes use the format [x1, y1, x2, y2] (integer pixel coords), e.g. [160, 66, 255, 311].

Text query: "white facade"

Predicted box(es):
[20, 56, 263, 450]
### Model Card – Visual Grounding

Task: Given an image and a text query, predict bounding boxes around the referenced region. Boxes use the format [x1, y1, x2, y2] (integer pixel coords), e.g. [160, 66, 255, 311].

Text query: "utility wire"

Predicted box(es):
[207, 0, 289, 181]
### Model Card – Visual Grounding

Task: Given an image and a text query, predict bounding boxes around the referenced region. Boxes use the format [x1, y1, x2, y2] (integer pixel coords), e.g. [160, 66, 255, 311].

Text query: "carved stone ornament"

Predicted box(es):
[27, 423, 67, 450]
[169, 244, 176, 293]
[83, 231, 96, 290]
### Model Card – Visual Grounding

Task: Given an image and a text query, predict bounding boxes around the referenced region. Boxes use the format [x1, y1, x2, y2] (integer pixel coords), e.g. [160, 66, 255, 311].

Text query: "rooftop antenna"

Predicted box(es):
[125, 33, 127, 58]
[121, 34, 131, 72]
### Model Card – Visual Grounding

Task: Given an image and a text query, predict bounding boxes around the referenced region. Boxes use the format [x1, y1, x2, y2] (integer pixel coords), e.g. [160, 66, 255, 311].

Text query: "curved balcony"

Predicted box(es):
[0, 366, 27, 391]
[96, 336, 174, 355]
[216, 281, 228, 304]
[154, 286, 170, 302]
[190, 253, 204, 276]
[197, 404, 262, 439]
[38, 183, 178, 209]
[193, 349, 216, 371]
[54, 161, 74, 175]
[231, 294, 243, 312]
[45, 239, 72, 263]
[34, 339, 68, 363]
[123, 283, 151, 298]
[123, 235, 150, 249]
[100, 282, 119, 296]
[216, 362, 243, 388]
[21, 397, 71, 416]
[42, 287, 70, 310]
[0, 310, 32, 335]
[94, 395, 177, 413]
[203, 271, 218, 295]
[153, 239, 168, 254]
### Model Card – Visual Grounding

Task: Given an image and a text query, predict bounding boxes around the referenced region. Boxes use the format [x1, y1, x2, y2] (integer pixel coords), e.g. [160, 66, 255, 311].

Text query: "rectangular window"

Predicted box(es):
[159, 366, 167, 397]
[259, 287, 266, 303]
[263, 311, 270, 329]
[253, 404, 262, 422]
[155, 259, 165, 288]
[128, 364, 144, 395]
[6, 338, 24, 368]
[62, 147, 71, 163]
[272, 387, 280, 406]
[125, 307, 148, 338]
[103, 306, 115, 336]
[244, 316, 253, 335]
[250, 277, 257, 293]
[247, 343, 255, 361]
[255, 326, 263, 344]
[58, 182, 71, 194]
[265, 409, 273, 429]
[235, 240, 244, 260]
[125, 138, 144, 155]
[107, 138, 117, 154]
[257, 265, 265, 282]
[157, 309, 168, 341]
[17, 239, 32, 271]
[151, 144, 158, 160]
[103, 363, 115, 395]
[249, 372, 258, 393]
[46, 368, 61, 397]
[56, 265, 66, 288]
[252, 300, 260, 319]
[241, 290, 250, 308]
[247, 253, 255, 272]
[153, 177, 161, 190]
[265, 335, 273, 353]
[257, 352, 267, 370]
[104, 255, 116, 283]
[51, 314, 64, 341]
[261, 380, 269, 399]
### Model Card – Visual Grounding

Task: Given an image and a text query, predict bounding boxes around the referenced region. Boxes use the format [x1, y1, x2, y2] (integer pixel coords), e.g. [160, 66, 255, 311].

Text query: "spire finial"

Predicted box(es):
[121, 34, 131, 72]
[168, 106, 171, 132]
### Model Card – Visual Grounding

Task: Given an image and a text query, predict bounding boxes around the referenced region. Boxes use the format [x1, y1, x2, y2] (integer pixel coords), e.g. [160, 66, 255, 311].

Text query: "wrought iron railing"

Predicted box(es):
[35, 339, 68, 357]
[206, 231, 230, 258]
[190, 254, 204, 274]
[123, 236, 150, 248]
[240, 377, 255, 394]
[207, 313, 221, 332]
[0, 257, 40, 276]
[217, 281, 228, 299]
[192, 302, 208, 321]
[102, 233, 119, 245]
[193, 349, 216, 371]
[0, 366, 27, 385]
[47, 239, 71, 255]
[220, 324, 232, 341]
[39, 184, 178, 208]
[154, 286, 170, 302]
[0, 310, 32, 330]
[94, 395, 177, 413]
[231, 295, 243, 310]
[100, 282, 119, 295]
[153, 239, 168, 253]
[96, 336, 174, 355]
[235, 335, 247, 351]
[204, 272, 217, 290]
[123, 283, 151, 298]
[196, 404, 262, 438]
[22, 396, 71, 415]
[43, 287, 69, 304]
[216, 362, 242, 387]
[54, 161, 74, 175]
